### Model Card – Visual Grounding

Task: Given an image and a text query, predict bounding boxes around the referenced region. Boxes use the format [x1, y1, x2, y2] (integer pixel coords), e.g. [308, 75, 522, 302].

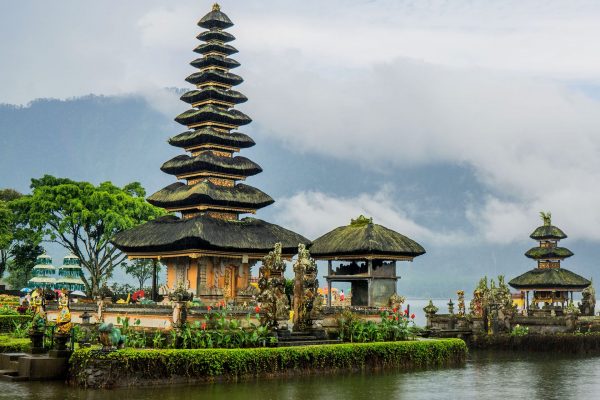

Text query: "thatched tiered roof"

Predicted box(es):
[509, 268, 590, 290]
[310, 215, 426, 260]
[112, 215, 309, 257]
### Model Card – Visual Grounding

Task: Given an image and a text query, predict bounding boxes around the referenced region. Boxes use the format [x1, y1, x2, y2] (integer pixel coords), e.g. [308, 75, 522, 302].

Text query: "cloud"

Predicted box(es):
[273, 186, 468, 245]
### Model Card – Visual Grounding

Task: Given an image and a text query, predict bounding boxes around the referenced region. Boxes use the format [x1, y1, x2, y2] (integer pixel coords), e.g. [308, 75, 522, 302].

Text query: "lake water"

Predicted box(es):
[2, 351, 599, 400]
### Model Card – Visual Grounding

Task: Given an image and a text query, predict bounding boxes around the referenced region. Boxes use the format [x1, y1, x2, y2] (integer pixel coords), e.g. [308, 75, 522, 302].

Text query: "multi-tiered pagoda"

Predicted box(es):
[112, 4, 309, 302]
[28, 253, 56, 290]
[509, 213, 590, 312]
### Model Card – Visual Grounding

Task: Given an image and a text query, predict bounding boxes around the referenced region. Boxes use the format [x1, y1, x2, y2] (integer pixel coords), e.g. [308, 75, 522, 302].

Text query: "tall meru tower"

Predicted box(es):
[113, 4, 309, 303]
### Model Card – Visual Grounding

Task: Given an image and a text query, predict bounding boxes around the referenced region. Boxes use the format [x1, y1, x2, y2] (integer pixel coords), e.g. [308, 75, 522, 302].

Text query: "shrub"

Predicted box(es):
[0, 315, 32, 332]
[70, 339, 467, 388]
[0, 334, 30, 352]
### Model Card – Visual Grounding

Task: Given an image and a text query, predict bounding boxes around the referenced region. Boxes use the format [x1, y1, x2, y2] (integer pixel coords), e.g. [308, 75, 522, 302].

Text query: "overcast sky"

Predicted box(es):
[2, 1, 600, 294]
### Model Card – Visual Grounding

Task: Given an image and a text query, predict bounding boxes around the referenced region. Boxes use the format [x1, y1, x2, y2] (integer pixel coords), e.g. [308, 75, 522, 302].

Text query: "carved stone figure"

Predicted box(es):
[98, 323, 126, 351]
[55, 290, 72, 335]
[292, 244, 319, 331]
[579, 283, 596, 316]
[257, 243, 289, 329]
[389, 293, 406, 310]
[457, 290, 466, 317]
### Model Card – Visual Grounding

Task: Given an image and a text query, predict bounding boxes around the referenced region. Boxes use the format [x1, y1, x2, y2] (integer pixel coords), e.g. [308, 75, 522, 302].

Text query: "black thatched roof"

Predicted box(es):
[111, 215, 310, 255]
[147, 181, 273, 210]
[310, 216, 426, 259]
[197, 30, 235, 43]
[175, 105, 251, 127]
[194, 42, 238, 56]
[185, 70, 243, 87]
[525, 246, 573, 260]
[161, 152, 262, 177]
[191, 56, 240, 70]
[509, 268, 590, 290]
[530, 225, 567, 240]
[180, 87, 247, 106]
[198, 5, 233, 30]
[168, 128, 255, 149]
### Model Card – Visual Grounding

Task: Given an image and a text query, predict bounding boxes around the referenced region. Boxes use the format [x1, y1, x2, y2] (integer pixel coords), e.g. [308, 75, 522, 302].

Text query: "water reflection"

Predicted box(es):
[1, 351, 600, 400]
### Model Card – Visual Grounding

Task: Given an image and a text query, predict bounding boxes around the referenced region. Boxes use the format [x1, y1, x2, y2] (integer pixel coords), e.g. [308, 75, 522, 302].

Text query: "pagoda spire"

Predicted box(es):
[149, 5, 274, 221]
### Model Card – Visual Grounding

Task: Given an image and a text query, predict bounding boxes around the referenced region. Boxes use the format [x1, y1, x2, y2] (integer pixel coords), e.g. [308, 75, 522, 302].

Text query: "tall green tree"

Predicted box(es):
[13, 175, 165, 295]
[122, 259, 162, 290]
[5, 243, 44, 289]
[0, 189, 42, 281]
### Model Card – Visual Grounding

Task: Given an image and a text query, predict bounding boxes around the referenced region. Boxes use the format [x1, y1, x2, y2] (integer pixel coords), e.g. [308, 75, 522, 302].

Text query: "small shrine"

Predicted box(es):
[310, 216, 425, 307]
[28, 253, 56, 290]
[509, 212, 591, 313]
[111, 4, 309, 304]
[55, 253, 85, 292]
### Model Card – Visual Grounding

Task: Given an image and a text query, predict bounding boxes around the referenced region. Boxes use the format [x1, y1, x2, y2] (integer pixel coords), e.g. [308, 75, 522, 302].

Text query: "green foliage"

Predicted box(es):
[121, 259, 161, 290]
[0, 315, 32, 332]
[337, 308, 416, 343]
[70, 339, 467, 388]
[511, 324, 529, 337]
[0, 188, 42, 281]
[12, 175, 165, 295]
[116, 310, 271, 350]
[0, 334, 30, 352]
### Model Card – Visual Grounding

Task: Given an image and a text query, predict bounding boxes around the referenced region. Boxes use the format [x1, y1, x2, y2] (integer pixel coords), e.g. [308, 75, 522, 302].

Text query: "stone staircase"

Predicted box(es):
[276, 331, 342, 347]
[0, 352, 70, 381]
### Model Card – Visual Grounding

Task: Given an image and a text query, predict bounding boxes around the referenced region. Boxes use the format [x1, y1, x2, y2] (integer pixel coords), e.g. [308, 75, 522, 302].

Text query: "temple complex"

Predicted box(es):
[509, 213, 591, 313]
[112, 4, 309, 303]
[310, 216, 425, 307]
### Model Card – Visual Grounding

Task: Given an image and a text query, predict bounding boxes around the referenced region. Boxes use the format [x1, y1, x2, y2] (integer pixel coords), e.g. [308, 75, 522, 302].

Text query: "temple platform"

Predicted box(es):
[0, 352, 70, 381]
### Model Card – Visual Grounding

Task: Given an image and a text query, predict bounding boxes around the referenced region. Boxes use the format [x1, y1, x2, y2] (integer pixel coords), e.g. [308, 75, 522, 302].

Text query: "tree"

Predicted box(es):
[13, 175, 165, 296]
[122, 259, 161, 290]
[5, 242, 44, 289]
[0, 189, 41, 281]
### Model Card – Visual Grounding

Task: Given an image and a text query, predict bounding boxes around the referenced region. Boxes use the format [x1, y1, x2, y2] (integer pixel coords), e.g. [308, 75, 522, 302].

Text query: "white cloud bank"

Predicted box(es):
[3, 1, 600, 243]
[272, 187, 468, 245]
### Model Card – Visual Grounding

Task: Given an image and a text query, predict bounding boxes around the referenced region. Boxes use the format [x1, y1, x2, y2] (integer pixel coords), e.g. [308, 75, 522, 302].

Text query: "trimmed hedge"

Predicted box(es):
[70, 339, 467, 388]
[471, 333, 600, 353]
[0, 335, 30, 352]
[0, 315, 32, 332]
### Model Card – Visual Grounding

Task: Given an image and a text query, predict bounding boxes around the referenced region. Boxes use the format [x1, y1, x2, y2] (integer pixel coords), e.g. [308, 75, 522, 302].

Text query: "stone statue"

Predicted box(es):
[257, 243, 289, 329]
[292, 244, 319, 331]
[98, 323, 126, 351]
[389, 293, 406, 310]
[457, 290, 466, 317]
[55, 290, 72, 335]
[470, 289, 484, 317]
[579, 283, 596, 316]
[29, 288, 46, 333]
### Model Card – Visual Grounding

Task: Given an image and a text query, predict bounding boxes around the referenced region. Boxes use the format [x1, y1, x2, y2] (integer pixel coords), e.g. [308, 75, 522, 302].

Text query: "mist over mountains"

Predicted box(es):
[1, 94, 598, 298]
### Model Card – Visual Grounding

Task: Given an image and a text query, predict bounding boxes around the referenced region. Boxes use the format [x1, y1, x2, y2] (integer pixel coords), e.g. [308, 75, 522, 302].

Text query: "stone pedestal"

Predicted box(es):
[29, 332, 45, 354]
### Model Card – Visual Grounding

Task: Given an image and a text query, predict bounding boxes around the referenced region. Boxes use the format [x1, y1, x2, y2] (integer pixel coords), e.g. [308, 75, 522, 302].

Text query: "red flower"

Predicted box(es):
[207, 305, 212, 312]
[404, 309, 409, 315]
[201, 322, 207, 330]
[393, 307, 398, 313]
[395, 316, 399, 321]
[388, 315, 394, 320]
[255, 306, 261, 313]
[411, 313, 415, 319]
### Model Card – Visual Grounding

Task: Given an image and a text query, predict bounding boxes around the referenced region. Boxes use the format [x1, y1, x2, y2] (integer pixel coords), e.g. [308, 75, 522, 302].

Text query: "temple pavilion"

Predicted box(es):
[310, 216, 425, 307]
[509, 213, 590, 312]
[55, 253, 85, 292]
[112, 4, 309, 303]
[28, 253, 56, 290]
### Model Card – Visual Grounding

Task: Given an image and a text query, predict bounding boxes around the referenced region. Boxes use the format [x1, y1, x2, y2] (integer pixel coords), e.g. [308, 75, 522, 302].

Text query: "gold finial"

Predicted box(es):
[212, 3, 220, 11]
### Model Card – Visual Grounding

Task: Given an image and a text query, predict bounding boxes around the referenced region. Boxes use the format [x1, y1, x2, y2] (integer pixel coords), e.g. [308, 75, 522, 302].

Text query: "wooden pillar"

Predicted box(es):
[367, 260, 373, 307]
[327, 280, 332, 307]
[327, 260, 332, 276]
[151, 259, 158, 301]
